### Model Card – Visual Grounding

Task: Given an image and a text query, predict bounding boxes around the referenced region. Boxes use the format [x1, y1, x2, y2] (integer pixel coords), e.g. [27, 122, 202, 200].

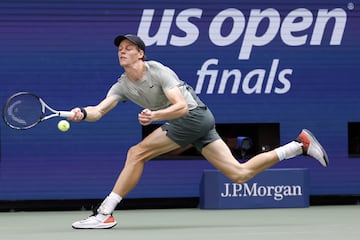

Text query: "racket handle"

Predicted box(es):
[58, 111, 75, 118]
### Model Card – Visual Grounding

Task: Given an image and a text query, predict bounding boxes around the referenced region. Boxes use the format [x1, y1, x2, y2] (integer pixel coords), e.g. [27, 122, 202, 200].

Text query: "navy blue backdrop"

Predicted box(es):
[0, 0, 359, 200]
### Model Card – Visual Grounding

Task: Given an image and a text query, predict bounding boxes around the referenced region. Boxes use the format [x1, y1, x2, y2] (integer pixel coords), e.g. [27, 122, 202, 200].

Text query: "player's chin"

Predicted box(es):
[119, 59, 129, 67]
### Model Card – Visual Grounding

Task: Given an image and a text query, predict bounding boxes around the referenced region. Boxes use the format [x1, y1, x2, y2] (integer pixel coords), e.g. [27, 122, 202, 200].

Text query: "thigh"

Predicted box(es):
[201, 138, 243, 176]
[136, 126, 181, 160]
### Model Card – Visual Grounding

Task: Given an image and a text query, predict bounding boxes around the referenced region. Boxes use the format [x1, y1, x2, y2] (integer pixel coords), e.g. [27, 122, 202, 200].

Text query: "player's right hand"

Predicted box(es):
[68, 107, 84, 122]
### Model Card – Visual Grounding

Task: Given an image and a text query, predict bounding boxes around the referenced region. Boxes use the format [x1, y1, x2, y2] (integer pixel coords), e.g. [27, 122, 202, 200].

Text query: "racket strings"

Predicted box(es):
[3, 93, 44, 129]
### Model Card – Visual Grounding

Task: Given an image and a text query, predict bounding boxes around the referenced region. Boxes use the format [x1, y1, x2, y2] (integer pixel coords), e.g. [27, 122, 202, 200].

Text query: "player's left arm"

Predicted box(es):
[138, 87, 188, 126]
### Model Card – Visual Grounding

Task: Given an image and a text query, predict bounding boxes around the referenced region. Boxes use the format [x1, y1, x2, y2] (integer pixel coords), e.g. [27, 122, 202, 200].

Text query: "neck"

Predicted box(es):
[124, 61, 145, 81]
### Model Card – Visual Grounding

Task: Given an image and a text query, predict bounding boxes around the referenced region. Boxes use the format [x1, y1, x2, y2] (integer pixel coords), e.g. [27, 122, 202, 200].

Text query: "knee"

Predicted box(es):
[231, 168, 255, 184]
[126, 145, 147, 164]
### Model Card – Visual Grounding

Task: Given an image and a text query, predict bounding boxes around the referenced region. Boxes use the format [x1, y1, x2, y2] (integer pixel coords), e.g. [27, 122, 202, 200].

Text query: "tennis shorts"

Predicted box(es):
[161, 106, 221, 151]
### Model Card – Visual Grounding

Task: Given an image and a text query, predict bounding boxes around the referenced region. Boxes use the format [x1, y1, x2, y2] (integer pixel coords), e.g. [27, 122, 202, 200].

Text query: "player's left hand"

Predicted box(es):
[138, 109, 153, 126]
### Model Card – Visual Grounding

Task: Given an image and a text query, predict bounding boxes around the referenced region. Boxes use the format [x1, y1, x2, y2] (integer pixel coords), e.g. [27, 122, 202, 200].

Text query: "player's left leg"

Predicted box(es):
[201, 138, 279, 183]
[201, 129, 328, 184]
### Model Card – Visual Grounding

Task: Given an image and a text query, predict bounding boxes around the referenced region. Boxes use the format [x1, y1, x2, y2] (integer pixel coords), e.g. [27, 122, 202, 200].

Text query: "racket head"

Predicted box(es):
[2, 92, 45, 130]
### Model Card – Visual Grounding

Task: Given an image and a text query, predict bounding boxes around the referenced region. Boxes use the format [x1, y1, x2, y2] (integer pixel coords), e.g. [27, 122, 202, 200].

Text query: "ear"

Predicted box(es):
[138, 49, 145, 59]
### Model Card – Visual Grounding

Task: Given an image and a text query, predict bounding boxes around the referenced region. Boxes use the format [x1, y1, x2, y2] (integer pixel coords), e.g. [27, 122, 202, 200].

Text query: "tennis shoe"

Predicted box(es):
[72, 213, 117, 229]
[296, 129, 329, 167]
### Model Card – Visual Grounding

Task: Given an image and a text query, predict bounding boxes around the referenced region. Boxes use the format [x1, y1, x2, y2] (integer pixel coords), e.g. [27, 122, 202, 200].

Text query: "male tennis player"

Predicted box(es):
[69, 34, 329, 229]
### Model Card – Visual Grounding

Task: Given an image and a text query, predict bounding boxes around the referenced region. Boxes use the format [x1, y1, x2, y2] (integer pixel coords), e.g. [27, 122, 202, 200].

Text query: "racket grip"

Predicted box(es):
[58, 111, 75, 118]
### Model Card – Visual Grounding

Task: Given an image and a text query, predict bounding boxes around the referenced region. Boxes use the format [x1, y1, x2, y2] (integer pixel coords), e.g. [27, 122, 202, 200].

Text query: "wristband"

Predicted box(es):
[80, 108, 87, 120]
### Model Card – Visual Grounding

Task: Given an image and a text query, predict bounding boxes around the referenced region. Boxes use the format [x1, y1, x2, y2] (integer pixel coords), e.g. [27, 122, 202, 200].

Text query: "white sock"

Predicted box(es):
[97, 192, 122, 215]
[275, 141, 303, 161]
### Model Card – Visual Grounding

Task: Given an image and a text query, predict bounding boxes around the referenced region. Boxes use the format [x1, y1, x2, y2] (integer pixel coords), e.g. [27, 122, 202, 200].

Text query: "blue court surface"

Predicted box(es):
[0, 205, 358, 240]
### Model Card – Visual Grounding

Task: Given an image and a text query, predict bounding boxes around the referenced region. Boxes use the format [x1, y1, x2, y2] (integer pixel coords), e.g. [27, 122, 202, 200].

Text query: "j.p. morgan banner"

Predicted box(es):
[200, 169, 310, 209]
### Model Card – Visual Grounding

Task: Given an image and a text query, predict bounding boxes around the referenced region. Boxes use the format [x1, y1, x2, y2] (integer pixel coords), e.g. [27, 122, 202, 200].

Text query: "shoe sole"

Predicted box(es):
[303, 129, 329, 167]
[72, 222, 117, 229]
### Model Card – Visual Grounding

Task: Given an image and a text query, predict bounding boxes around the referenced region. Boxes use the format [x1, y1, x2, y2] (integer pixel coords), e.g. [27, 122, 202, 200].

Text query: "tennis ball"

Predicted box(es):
[58, 120, 70, 132]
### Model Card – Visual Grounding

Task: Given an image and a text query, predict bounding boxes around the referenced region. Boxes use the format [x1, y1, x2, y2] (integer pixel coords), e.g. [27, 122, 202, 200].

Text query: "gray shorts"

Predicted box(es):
[161, 106, 220, 151]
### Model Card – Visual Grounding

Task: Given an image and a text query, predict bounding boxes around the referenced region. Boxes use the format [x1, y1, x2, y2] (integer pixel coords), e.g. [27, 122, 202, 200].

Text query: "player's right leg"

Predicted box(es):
[72, 127, 182, 229]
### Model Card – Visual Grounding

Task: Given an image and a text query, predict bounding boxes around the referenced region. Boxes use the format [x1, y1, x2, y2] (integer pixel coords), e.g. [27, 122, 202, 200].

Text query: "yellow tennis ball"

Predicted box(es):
[58, 120, 70, 132]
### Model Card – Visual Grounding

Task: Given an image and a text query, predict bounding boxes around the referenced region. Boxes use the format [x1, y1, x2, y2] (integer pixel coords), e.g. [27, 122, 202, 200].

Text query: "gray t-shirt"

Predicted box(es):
[107, 61, 198, 110]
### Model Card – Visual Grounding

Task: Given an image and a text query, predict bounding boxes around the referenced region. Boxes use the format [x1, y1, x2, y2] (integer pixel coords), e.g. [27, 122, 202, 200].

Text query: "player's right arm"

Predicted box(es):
[69, 95, 119, 122]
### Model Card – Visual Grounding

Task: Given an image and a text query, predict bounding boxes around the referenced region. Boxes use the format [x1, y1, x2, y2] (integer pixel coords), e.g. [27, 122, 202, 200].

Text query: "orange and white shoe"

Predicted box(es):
[72, 213, 117, 229]
[296, 129, 329, 167]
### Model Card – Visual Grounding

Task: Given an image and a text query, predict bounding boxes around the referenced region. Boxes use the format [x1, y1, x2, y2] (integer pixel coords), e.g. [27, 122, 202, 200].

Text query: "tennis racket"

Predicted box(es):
[2, 92, 74, 130]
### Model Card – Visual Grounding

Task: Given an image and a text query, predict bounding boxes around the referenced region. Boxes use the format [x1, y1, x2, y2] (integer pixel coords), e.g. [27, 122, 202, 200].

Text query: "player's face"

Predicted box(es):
[118, 40, 144, 67]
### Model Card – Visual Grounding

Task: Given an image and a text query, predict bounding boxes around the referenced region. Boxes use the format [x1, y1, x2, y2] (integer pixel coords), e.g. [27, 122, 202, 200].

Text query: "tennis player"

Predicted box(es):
[70, 34, 329, 229]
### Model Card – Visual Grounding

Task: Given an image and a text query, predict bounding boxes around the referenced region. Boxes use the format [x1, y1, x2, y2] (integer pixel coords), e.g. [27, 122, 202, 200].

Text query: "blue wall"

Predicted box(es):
[0, 0, 359, 200]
